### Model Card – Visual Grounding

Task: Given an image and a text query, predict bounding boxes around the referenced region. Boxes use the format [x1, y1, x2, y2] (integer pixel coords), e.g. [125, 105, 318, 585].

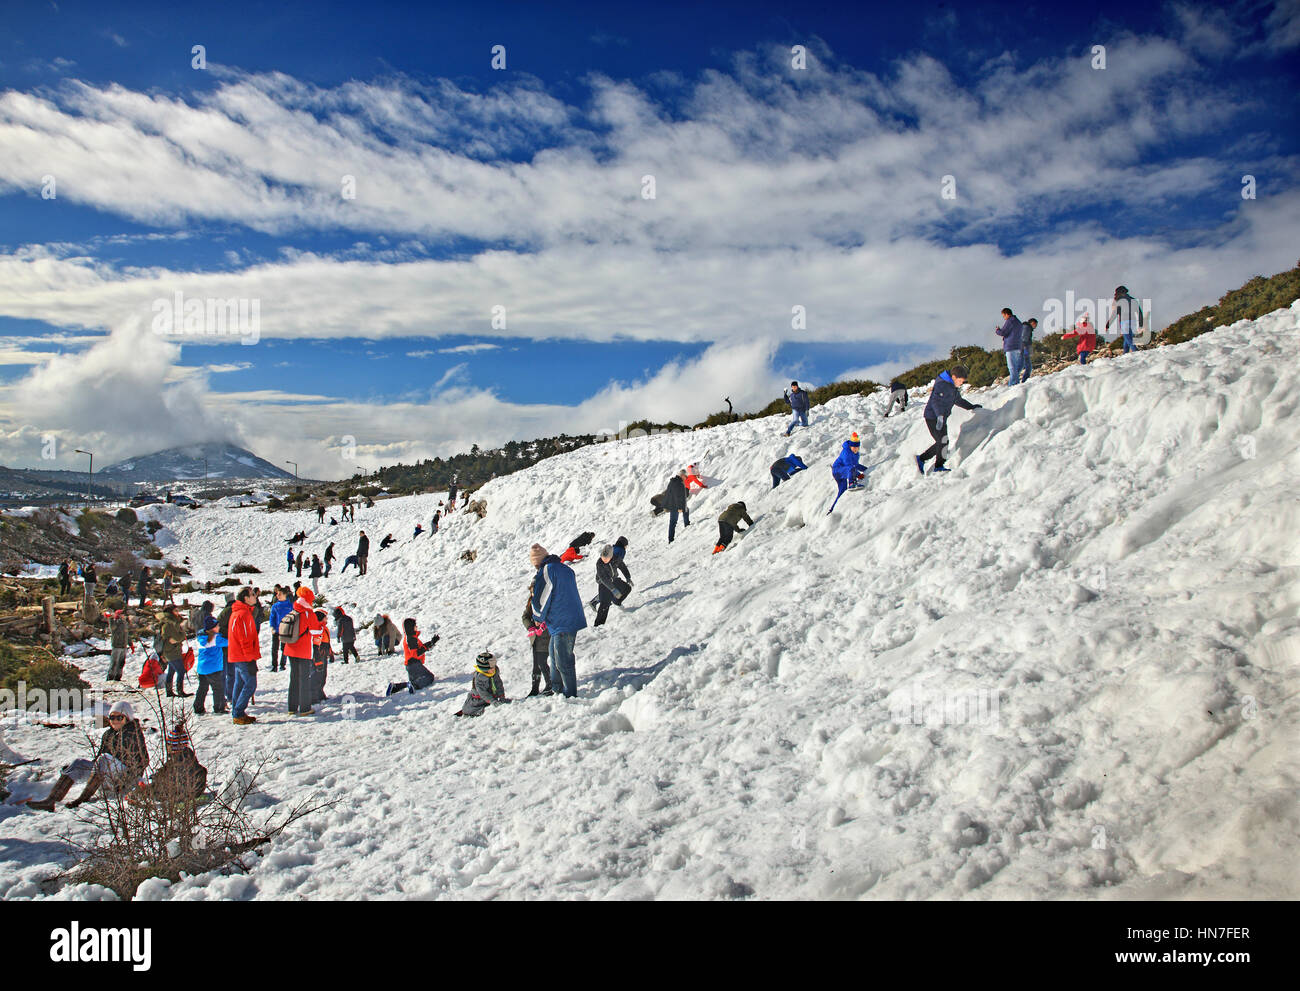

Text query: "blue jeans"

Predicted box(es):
[223, 657, 235, 701]
[1005, 350, 1025, 384]
[231, 661, 257, 718]
[548, 631, 578, 698]
[668, 506, 689, 542]
[1122, 332, 1135, 353]
[1078, 351, 1091, 365]
[786, 409, 808, 434]
[165, 658, 186, 695]
[1020, 348, 1032, 382]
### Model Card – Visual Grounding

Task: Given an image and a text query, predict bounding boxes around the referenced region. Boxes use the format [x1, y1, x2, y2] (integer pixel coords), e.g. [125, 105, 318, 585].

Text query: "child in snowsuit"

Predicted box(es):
[385, 618, 439, 695]
[713, 503, 754, 553]
[770, 454, 808, 488]
[147, 723, 208, 803]
[522, 586, 553, 696]
[883, 381, 908, 417]
[372, 613, 400, 655]
[310, 609, 332, 703]
[456, 652, 509, 716]
[828, 433, 865, 513]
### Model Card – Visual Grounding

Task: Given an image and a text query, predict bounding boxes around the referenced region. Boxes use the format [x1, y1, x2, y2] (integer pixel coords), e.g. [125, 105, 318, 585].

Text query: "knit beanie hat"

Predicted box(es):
[600, 544, 614, 559]
[849, 432, 860, 445]
[474, 651, 496, 674]
[297, 586, 314, 605]
[109, 700, 135, 720]
[529, 544, 548, 567]
[165, 725, 193, 754]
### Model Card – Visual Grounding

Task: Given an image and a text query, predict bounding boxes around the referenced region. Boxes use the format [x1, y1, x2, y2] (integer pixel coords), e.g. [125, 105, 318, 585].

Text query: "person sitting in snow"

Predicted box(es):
[683, 465, 708, 491]
[455, 651, 509, 717]
[770, 454, 809, 488]
[883, 381, 908, 417]
[25, 701, 148, 811]
[915, 364, 981, 476]
[146, 723, 208, 803]
[713, 502, 754, 553]
[386, 618, 439, 695]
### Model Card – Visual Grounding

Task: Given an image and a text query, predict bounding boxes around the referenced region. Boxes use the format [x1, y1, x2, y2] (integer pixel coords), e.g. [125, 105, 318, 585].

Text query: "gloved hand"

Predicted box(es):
[972, 404, 983, 410]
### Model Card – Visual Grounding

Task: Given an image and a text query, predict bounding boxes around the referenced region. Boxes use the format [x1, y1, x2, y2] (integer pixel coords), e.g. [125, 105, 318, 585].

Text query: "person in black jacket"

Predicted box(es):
[663, 470, 690, 543]
[356, 531, 370, 575]
[916, 365, 981, 475]
[136, 566, 150, 608]
[309, 554, 323, 594]
[333, 606, 358, 664]
[26, 701, 148, 811]
[592, 545, 631, 626]
[324, 542, 335, 576]
[522, 586, 553, 696]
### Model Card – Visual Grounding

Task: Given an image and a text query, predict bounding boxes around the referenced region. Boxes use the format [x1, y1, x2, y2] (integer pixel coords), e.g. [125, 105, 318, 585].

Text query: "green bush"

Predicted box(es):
[1160, 262, 1300, 346]
[0, 639, 91, 708]
[115, 507, 138, 524]
[266, 497, 284, 510]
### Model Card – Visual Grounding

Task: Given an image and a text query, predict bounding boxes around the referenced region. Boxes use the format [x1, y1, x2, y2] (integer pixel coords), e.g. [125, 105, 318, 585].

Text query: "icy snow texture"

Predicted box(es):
[2, 308, 1298, 899]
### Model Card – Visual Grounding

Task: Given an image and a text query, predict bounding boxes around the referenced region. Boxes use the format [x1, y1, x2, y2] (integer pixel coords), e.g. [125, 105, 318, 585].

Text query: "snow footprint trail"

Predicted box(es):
[6, 307, 1299, 900]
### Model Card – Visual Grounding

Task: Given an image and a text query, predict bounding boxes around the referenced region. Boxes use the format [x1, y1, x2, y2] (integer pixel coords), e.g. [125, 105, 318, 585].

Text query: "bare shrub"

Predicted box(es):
[55, 702, 335, 899]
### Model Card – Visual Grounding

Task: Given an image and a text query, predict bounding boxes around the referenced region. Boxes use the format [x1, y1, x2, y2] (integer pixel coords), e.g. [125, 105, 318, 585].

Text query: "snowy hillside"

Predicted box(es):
[3, 307, 1298, 900]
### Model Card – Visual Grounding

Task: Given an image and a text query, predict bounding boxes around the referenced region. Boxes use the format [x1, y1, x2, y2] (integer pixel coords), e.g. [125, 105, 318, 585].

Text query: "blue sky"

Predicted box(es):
[1, 0, 1298, 476]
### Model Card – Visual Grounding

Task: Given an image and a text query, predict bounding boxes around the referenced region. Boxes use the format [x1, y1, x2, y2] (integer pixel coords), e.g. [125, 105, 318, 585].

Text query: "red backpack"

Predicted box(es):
[139, 653, 164, 689]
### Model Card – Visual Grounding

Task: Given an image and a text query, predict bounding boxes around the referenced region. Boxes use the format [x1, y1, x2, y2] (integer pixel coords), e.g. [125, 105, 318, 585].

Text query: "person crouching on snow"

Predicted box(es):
[26, 701, 148, 811]
[386, 618, 439, 695]
[456, 651, 509, 716]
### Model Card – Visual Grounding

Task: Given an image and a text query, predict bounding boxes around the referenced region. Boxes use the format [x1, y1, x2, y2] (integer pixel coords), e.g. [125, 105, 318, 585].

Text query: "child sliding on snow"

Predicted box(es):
[455, 651, 509, 717]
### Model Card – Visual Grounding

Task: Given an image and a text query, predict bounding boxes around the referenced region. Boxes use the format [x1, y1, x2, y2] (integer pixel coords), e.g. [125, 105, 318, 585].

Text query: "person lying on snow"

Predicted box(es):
[770, 454, 808, 488]
[713, 502, 754, 553]
[386, 618, 439, 695]
[26, 701, 148, 811]
[559, 531, 596, 563]
[456, 651, 509, 716]
[684, 464, 708, 491]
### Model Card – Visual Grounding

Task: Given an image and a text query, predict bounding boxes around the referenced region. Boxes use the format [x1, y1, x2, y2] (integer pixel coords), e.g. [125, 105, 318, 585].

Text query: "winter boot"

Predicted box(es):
[713, 544, 725, 554]
[26, 773, 75, 811]
[915, 455, 925, 475]
[932, 465, 951, 473]
[67, 774, 102, 808]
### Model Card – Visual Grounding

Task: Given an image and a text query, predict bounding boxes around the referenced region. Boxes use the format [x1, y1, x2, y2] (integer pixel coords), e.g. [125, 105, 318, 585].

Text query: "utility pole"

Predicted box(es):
[286, 461, 298, 479]
[74, 448, 93, 503]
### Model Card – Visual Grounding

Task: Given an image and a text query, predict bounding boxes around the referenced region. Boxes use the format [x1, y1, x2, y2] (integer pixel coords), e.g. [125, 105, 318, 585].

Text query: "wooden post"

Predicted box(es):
[42, 595, 62, 655]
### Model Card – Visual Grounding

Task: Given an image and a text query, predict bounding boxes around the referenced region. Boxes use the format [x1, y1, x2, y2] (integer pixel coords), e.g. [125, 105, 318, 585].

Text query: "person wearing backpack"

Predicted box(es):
[281, 585, 323, 715]
[268, 586, 293, 672]
[1104, 284, 1144, 354]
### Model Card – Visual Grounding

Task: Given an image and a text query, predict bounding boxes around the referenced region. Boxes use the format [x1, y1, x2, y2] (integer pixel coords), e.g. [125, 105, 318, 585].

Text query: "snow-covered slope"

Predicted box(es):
[3, 307, 1298, 900]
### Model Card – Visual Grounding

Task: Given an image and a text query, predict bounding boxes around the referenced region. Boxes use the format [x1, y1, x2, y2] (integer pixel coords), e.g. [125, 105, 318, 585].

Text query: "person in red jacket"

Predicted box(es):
[1063, 314, 1098, 365]
[227, 587, 262, 725]
[283, 585, 323, 716]
[683, 465, 708, 491]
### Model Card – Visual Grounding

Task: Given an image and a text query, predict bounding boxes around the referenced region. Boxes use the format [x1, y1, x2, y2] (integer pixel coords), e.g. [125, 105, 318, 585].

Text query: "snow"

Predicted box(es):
[2, 308, 1298, 900]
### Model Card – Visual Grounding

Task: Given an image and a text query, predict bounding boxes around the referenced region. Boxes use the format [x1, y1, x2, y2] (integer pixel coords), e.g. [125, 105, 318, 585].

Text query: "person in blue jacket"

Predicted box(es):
[770, 454, 809, 488]
[268, 585, 294, 672]
[286, 547, 294, 574]
[529, 543, 588, 698]
[783, 381, 811, 436]
[916, 364, 982, 475]
[827, 433, 865, 514]
[193, 615, 228, 715]
[995, 308, 1025, 385]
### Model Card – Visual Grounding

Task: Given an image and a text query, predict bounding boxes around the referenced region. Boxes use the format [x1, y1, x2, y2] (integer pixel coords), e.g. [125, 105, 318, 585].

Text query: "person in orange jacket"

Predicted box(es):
[283, 585, 323, 716]
[310, 609, 332, 703]
[1063, 314, 1098, 365]
[228, 586, 262, 725]
[386, 618, 439, 695]
[683, 465, 708, 491]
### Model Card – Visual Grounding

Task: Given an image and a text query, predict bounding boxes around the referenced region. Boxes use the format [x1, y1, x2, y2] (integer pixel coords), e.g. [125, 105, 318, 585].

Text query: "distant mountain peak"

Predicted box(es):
[97, 442, 294, 482]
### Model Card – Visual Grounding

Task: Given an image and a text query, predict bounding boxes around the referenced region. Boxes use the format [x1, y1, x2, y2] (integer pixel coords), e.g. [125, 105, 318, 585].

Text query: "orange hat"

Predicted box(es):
[850, 432, 859, 444]
[297, 586, 315, 604]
